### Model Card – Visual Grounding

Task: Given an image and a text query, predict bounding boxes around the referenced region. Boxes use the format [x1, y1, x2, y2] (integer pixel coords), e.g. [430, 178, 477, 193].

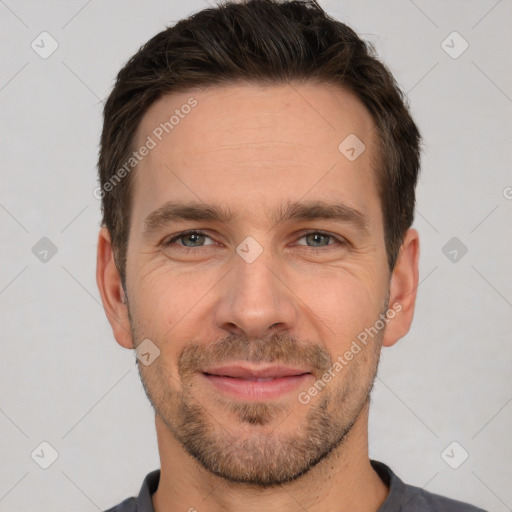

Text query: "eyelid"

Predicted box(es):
[293, 229, 346, 246]
[164, 229, 346, 248]
[164, 229, 217, 246]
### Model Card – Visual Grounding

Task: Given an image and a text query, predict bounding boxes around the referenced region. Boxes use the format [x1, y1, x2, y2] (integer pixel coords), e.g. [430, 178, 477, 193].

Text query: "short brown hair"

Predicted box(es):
[97, 0, 421, 288]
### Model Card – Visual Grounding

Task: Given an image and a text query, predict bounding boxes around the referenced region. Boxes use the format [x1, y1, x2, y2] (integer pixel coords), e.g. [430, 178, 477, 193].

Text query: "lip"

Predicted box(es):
[201, 364, 312, 400]
[202, 364, 311, 379]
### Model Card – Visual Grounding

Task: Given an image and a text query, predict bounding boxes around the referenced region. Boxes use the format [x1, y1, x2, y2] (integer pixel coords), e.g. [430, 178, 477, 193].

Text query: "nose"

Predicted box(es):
[213, 247, 298, 339]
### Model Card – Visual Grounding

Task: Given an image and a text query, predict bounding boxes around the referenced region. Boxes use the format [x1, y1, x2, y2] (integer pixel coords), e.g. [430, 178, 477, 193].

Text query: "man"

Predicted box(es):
[95, 1, 485, 510]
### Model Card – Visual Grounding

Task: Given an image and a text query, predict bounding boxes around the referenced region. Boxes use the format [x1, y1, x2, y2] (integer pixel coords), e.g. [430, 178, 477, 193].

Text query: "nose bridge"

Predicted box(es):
[236, 249, 277, 303]
[214, 241, 296, 338]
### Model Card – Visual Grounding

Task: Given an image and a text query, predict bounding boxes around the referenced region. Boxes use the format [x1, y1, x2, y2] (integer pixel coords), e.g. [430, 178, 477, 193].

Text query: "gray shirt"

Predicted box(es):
[103, 459, 486, 511]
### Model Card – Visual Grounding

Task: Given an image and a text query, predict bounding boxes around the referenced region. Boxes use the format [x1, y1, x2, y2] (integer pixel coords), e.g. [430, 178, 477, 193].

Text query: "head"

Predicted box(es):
[96, 0, 420, 488]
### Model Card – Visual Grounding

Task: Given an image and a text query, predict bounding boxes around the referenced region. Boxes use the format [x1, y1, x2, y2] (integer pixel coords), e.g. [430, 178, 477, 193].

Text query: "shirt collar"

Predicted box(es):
[135, 469, 159, 512]
[135, 460, 404, 511]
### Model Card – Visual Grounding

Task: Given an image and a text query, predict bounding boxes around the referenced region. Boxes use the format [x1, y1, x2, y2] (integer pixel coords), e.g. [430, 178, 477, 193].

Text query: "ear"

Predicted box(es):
[96, 227, 134, 349]
[382, 228, 420, 348]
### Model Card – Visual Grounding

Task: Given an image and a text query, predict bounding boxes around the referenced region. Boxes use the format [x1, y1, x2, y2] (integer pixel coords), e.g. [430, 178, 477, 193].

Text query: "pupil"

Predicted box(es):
[308, 233, 327, 246]
[186, 233, 202, 246]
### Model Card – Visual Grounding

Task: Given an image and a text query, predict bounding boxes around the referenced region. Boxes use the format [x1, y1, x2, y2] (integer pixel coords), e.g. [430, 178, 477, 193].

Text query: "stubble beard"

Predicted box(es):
[131, 307, 386, 488]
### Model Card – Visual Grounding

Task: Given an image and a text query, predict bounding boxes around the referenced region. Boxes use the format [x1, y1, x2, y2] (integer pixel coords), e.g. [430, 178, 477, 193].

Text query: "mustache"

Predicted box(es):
[178, 331, 333, 378]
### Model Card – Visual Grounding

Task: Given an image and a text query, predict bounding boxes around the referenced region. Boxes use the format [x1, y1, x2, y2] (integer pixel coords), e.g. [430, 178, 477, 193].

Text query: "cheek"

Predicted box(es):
[135, 262, 208, 318]
[130, 264, 216, 356]
[292, 269, 385, 345]
[130, 253, 388, 363]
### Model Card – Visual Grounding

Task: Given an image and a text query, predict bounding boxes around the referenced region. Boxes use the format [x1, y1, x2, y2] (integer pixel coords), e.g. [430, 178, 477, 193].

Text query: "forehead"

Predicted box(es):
[131, 82, 380, 230]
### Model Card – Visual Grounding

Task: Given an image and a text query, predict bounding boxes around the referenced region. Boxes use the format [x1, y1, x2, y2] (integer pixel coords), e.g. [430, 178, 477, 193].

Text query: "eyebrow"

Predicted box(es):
[142, 199, 370, 237]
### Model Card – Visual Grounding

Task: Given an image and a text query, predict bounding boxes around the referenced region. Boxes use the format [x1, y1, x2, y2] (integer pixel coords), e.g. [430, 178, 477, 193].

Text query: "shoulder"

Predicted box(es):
[102, 497, 137, 512]
[401, 483, 487, 511]
[101, 469, 160, 512]
[370, 460, 487, 512]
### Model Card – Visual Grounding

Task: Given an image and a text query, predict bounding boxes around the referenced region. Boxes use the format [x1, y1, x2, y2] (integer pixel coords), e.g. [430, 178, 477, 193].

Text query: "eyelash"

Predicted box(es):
[163, 229, 346, 251]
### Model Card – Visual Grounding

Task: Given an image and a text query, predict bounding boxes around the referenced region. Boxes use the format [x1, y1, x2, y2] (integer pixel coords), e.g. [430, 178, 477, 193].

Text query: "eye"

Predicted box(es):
[295, 231, 345, 248]
[164, 230, 216, 248]
[162, 229, 345, 251]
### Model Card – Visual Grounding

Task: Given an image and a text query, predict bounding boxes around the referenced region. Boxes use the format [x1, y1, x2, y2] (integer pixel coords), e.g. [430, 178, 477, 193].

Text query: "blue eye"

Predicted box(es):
[163, 230, 345, 250]
[165, 230, 214, 247]
[297, 232, 340, 247]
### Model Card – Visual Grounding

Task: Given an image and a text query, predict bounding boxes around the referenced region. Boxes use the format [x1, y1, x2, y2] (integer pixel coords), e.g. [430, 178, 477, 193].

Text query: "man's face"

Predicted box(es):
[124, 82, 392, 487]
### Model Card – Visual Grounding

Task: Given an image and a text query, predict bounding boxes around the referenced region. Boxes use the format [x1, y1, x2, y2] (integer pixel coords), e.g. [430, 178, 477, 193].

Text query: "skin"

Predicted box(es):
[96, 82, 419, 512]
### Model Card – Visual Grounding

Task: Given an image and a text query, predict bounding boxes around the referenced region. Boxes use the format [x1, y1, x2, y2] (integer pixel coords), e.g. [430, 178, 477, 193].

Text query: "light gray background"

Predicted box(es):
[1, 0, 511, 510]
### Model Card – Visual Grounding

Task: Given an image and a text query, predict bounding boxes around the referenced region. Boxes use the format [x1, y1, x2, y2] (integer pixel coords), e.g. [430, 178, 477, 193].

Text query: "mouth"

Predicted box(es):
[200, 364, 313, 400]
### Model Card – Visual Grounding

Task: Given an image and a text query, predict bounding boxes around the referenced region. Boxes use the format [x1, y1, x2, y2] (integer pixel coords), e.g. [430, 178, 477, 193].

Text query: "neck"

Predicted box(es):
[152, 401, 388, 512]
